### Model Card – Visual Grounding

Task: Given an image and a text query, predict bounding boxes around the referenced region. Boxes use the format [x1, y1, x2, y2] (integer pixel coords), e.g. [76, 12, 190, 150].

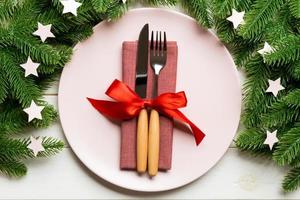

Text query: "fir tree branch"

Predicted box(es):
[29, 103, 58, 129]
[284, 89, 300, 106]
[211, 0, 255, 19]
[9, 34, 72, 66]
[0, 157, 27, 177]
[239, 0, 286, 40]
[38, 137, 65, 157]
[0, 0, 26, 20]
[230, 40, 259, 67]
[0, 101, 28, 135]
[273, 124, 300, 166]
[289, 0, 300, 18]
[242, 56, 272, 127]
[261, 96, 300, 129]
[143, 0, 178, 6]
[0, 49, 42, 107]
[211, 0, 232, 18]
[0, 136, 64, 161]
[236, 128, 267, 151]
[213, 17, 236, 43]
[90, 0, 116, 13]
[180, 0, 212, 28]
[289, 62, 300, 80]
[0, 69, 8, 104]
[55, 24, 93, 45]
[264, 35, 300, 66]
[105, 1, 127, 20]
[283, 167, 300, 192]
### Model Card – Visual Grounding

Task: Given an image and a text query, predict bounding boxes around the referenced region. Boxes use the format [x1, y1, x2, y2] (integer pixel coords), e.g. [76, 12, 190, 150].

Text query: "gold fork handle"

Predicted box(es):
[148, 109, 160, 177]
[137, 109, 148, 173]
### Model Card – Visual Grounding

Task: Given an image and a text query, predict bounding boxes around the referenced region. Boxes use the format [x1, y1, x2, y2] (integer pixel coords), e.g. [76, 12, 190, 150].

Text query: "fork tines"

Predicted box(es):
[150, 31, 167, 55]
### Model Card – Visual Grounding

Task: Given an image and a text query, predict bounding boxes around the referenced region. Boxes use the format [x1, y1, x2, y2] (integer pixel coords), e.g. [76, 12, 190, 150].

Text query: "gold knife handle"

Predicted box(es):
[137, 108, 148, 173]
[148, 109, 160, 177]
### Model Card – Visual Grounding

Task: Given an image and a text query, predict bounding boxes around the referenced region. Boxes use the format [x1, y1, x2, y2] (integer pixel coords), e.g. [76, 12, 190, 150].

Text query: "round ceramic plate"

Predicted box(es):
[58, 8, 242, 192]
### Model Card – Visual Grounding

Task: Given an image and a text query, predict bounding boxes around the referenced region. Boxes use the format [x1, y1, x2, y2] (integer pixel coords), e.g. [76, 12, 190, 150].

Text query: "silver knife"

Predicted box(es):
[136, 24, 149, 173]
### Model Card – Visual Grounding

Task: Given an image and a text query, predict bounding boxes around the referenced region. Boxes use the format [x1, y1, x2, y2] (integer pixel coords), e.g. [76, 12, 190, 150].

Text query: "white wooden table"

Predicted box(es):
[2, 7, 300, 199]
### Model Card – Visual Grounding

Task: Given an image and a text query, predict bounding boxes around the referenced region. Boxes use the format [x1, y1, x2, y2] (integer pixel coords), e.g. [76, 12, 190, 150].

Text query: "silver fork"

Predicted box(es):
[150, 31, 167, 98]
[148, 31, 167, 177]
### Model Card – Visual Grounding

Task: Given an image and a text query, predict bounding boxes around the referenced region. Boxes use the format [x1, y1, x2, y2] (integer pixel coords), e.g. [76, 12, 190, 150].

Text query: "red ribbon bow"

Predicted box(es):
[87, 79, 205, 145]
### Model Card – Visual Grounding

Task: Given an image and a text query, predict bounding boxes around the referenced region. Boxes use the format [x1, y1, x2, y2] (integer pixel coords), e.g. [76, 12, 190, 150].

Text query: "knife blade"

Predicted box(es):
[135, 24, 149, 98]
[136, 24, 149, 173]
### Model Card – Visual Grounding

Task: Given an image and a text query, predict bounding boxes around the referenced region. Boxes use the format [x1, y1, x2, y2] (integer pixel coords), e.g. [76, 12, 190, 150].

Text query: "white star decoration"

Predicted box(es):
[27, 136, 45, 157]
[266, 78, 285, 97]
[264, 130, 279, 150]
[122, 0, 126, 3]
[227, 9, 245, 29]
[20, 57, 40, 77]
[258, 42, 274, 55]
[23, 101, 45, 122]
[33, 22, 55, 42]
[60, 0, 82, 16]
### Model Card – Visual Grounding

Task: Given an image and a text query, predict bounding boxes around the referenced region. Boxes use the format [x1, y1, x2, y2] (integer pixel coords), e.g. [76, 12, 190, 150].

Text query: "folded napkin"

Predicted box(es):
[120, 41, 178, 170]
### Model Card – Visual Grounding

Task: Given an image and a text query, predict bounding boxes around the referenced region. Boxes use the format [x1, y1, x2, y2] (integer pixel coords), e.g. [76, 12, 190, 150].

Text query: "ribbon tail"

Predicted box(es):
[162, 109, 205, 145]
[87, 98, 139, 120]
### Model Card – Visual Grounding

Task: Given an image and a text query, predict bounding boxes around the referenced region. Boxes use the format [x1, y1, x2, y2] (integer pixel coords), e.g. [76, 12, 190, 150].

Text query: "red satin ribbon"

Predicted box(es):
[87, 79, 205, 145]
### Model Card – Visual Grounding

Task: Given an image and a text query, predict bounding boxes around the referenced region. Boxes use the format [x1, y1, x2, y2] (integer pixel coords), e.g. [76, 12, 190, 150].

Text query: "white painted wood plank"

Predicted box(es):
[0, 148, 298, 199]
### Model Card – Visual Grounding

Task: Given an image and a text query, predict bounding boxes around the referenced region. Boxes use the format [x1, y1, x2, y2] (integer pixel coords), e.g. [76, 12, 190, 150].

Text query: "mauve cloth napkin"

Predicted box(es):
[120, 41, 178, 170]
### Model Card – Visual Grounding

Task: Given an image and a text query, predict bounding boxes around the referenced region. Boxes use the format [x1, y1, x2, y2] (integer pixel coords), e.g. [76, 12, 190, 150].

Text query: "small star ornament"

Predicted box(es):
[60, 0, 82, 16]
[227, 9, 245, 29]
[266, 78, 285, 97]
[122, 0, 126, 3]
[264, 130, 279, 150]
[23, 101, 45, 122]
[20, 57, 40, 77]
[33, 22, 55, 42]
[258, 42, 274, 55]
[27, 136, 45, 157]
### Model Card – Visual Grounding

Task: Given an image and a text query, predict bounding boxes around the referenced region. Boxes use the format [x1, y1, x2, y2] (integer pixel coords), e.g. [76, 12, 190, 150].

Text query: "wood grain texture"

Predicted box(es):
[148, 109, 160, 177]
[1, 146, 299, 199]
[137, 109, 148, 173]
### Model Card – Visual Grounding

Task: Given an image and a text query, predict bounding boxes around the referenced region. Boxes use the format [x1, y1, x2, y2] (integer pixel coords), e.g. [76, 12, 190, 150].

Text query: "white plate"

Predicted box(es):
[58, 8, 242, 192]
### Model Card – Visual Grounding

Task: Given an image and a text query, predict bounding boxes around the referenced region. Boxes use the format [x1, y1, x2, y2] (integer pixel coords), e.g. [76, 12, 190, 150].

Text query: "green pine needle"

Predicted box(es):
[0, 136, 64, 177]
[0, 157, 27, 177]
[91, 0, 116, 13]
[289, 0, 300, 18]
[144, 0, 178, 6]
[0, 49, 42, 108]
[289, 62, 300, 80]
[261, 90, 300, 128]
[273, 124, 300, 166]
[236, 128, 266, 151]
[180, 0, 212, 28]
[283, 168, 300, 192]
[0, 70, 8, 104]
[239, 0, 286, 40]
[264, 35, 300, 66]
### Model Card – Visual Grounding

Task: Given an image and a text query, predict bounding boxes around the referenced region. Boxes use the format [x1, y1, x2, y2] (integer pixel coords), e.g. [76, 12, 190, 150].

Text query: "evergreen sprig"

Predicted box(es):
[283, 168, 300, 192]
[273, 124, 300, 166]
[0, 0, 112, 177]
[180, 0, 212, 28]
